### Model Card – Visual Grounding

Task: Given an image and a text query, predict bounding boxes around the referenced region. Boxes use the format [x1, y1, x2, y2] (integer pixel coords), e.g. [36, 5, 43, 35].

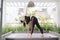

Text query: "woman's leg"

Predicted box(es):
[35, 21, 43, 34]
[30, 23, 35, 35]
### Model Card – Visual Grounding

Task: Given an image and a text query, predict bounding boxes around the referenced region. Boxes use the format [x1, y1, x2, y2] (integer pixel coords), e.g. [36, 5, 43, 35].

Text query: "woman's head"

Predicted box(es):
[25, 16, 30, 24]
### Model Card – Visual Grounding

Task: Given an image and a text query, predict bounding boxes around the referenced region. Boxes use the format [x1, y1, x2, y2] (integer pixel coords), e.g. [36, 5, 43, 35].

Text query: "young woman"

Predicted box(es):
[21, 16, 43, 36]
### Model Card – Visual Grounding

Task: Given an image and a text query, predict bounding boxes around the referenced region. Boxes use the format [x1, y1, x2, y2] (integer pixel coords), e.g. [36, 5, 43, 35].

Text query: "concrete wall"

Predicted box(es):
[0, 8, 1, 40]
[0, 0, 3, 40]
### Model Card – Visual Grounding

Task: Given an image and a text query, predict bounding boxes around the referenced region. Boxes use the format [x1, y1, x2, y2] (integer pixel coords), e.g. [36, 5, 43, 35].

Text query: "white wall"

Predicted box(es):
[47, 7, 58, 26]
[56, 2, 60, 26]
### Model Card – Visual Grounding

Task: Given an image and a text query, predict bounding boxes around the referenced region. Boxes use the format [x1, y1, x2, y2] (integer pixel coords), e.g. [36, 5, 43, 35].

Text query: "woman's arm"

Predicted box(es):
[21, 20, 26, 27]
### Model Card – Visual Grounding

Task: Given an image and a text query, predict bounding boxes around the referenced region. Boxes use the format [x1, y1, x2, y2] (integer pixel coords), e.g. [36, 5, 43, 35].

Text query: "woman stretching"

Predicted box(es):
[21, 16, 43, 36]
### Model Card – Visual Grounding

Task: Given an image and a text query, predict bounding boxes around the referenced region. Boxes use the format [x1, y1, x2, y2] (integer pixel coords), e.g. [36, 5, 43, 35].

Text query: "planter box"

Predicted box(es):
[49, 31, 60, 40]
[2, 31, 13, 40]
[5, 33, 58, 40]
[14, 30, 49, 33]
[2, 31, 59, 40]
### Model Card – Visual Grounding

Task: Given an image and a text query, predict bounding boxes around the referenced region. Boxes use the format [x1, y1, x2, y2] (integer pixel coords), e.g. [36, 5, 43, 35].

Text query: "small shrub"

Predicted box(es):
[2, 24, 57, 34]
[41, 24, 55, 31]
[57, 27, 60, 33]
[34, 26, 39, 31]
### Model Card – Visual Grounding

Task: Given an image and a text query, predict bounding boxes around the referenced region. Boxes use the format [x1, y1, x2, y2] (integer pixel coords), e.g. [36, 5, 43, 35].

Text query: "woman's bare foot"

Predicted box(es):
[29, 34, 32, 38]
[27, 33, 30, 36]
[41, 34, 44, 37]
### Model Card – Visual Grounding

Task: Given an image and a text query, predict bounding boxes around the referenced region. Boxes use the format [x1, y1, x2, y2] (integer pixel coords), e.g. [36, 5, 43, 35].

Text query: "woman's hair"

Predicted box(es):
[21, 20, 26, 27]
[20, 16, 30, 27]
[25, 16, 30, 24]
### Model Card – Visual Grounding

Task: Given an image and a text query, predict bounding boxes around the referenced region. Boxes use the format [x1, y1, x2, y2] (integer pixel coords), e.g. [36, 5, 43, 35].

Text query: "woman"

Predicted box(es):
[21, 16, 43, 36]
[21, 16, 32, 34]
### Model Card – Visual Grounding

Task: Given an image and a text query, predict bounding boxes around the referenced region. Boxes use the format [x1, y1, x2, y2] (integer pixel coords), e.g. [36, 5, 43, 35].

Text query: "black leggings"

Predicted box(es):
[31, 16, 43, 34]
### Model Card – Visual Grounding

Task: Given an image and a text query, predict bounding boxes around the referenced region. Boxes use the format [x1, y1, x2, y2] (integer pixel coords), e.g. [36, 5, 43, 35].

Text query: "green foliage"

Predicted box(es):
[34, 26, 39, 31]
[2, 24, 58, 34]
[41, 24, 55, 31]
[2, 24, 28, 34]
[2, 25, 13, 34]
[57, 27, 60, 33]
